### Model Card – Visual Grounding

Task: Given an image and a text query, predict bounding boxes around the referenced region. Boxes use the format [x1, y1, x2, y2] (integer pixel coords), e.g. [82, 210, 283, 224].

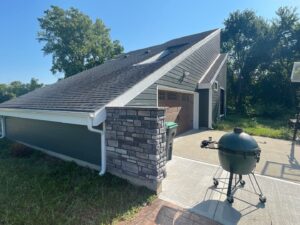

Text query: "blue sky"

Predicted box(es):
[0, 0, 299, 84]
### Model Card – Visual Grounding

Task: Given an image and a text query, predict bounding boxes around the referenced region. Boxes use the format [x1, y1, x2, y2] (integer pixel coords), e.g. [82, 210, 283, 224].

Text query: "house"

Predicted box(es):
[0, 28, 227, 192]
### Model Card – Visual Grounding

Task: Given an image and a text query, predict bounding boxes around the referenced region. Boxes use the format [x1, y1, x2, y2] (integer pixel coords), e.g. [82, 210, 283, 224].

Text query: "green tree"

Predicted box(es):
[254, 7, 299, 116]
[37, 6, 124, 78]
[222, 10, 269, 113]
[0, 79, 43, 103]
[222, 7, 300, 116]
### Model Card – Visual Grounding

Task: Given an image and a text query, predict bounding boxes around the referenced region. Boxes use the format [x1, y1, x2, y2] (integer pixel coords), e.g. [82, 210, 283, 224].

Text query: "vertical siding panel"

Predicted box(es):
[211, 63, 227, 124]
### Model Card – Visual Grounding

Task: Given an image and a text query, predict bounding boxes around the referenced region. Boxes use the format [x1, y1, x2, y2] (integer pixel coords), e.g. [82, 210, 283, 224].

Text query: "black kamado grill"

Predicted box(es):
[201, 128, 266, 204]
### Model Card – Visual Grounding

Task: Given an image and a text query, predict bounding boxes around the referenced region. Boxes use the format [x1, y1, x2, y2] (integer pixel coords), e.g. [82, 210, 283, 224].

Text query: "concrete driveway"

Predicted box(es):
[160, 156, 300, 225]
[159, 130, 300, 225]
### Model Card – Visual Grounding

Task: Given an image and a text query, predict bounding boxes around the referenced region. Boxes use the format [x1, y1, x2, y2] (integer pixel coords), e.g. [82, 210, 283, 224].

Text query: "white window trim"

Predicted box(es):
[213, 81, 219, 92]
[156, 85, 199, 129]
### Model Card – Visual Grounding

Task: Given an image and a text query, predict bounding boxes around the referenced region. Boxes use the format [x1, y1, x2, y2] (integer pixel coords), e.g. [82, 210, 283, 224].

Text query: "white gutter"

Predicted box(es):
[0, 108, 89, 126]
[87, 114, 106, 176]
[0, 116, 5, 139]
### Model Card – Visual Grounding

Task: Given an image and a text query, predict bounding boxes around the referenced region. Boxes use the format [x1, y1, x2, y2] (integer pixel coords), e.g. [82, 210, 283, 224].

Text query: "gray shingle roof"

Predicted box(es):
[0, 29, 217, 112]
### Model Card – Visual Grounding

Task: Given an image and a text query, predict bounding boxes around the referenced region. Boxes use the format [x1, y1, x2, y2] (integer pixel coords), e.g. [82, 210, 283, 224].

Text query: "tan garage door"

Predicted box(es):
[158, 90, 194, 134]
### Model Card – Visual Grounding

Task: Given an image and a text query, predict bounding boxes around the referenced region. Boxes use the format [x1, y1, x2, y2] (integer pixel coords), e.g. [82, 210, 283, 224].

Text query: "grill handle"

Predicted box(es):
[255, 150, 261, 163]
[201, 139, 219, 150]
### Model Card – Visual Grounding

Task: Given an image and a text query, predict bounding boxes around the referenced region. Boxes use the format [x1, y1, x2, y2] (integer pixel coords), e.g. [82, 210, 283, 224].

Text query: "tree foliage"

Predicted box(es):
[222, 7, 300, 117]
[37, 6, 124, 78]
[0, 78, 43, 103]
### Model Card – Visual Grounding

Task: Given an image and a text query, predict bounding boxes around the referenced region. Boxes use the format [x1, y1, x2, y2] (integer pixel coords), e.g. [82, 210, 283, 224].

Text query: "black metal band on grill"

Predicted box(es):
[218, 147, 261, 156]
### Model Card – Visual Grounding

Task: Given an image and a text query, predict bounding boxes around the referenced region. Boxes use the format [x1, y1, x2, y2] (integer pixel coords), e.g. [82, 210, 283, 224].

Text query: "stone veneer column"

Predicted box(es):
[105, 107, 167, 193]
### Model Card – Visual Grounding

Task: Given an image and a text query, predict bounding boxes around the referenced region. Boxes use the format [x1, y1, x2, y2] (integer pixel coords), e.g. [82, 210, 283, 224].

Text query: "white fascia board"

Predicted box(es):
[90, 107, 106, 126]
[106, 29, 221, 108]
[198, 54, 221, 84]
[197, 53, 228, 90]
[157, 85, 196, 94]
[209, 53, 228, 85]
[198, 83, 211, 89]
[0, 108, 89, 126]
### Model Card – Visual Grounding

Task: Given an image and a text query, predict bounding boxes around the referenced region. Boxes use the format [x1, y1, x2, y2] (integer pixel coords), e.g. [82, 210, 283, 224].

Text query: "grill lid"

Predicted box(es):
[218, 128, 260, 154]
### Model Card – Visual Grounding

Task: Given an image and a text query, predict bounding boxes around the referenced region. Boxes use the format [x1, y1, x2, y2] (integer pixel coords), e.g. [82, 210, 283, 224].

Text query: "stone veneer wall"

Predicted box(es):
[105, 107, 167, 193]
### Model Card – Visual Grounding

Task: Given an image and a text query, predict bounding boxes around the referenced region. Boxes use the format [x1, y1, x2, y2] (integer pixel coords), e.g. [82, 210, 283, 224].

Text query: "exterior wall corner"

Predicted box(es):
[105, 106, 167, 193]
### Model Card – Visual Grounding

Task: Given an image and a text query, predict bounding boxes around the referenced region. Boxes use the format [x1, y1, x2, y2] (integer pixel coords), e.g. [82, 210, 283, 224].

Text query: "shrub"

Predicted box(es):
[252, 103, 290, 118]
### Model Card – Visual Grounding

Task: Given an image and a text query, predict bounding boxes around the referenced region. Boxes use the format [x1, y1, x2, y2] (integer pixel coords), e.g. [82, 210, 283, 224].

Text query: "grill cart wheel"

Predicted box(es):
[259, 195, 267, 203]
[227, 196, 234, 204]
[213, 178, 219, 187]
[240, 180, 246, 186]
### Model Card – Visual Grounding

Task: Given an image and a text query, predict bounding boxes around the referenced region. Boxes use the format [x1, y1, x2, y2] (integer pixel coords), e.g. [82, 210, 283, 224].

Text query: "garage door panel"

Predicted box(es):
[158, 90, 193, 134]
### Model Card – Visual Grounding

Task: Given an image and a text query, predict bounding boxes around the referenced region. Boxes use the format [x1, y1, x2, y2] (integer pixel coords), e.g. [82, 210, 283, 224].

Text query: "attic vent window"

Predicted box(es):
[134, 43, 188, 66]
[135, 50, 170, 65]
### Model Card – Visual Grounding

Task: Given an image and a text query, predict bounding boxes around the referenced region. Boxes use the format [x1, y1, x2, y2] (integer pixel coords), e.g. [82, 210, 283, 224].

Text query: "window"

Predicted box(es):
[213, 81, 218, 91]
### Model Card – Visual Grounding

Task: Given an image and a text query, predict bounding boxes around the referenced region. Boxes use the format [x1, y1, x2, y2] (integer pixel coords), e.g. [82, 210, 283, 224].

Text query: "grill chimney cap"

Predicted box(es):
[234, 127, 243, 134]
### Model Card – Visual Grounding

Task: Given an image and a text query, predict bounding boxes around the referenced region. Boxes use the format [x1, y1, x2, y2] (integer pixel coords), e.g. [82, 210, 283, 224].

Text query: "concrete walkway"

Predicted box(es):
[173, 130, 300, 183]
[160, 156, 300, 225]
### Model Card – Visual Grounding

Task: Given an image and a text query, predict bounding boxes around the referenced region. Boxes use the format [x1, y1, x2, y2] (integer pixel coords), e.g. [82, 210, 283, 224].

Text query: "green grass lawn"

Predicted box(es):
[0, 139, 155, 225]
[213, 114, 292, 140]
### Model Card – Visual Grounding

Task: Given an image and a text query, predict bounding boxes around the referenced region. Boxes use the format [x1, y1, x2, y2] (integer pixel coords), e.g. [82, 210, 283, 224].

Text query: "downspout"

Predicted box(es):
[88, 114, 106, 176]
[0, 116, 5, 139]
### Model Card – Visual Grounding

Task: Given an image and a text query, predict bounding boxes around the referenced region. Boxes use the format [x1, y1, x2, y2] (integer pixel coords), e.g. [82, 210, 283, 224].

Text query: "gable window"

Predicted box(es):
[213, 81, 219, 91]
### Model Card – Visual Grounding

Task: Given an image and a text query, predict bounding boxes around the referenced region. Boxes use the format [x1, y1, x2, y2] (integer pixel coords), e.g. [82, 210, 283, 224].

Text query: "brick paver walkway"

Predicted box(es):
[118, 199, 220, 225]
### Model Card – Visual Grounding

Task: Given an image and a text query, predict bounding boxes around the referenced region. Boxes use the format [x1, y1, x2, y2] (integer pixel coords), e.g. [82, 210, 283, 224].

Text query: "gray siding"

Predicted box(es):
[127, 32, 220, 106]
[5, 117, 101, 165]
[212, 62, 227, 123]
[198, 89, 209, 127]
